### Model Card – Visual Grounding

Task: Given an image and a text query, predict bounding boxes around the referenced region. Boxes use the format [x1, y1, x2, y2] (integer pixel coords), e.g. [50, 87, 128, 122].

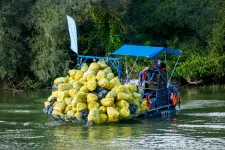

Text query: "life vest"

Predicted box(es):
[170, 92, 181, 106]
[142, 71, 147, 80]
[170, 92, 177, 106]
[146, 94, 151, 108]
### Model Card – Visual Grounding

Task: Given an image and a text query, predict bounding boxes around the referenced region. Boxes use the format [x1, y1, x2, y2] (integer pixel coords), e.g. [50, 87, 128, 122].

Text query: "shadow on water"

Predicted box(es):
[0, 88, 225, 149]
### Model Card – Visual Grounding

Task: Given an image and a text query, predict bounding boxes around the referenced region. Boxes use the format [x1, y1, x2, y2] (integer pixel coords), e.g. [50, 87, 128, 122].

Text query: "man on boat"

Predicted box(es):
[138, 66, 147, 85]
[147, 58, 161, 82]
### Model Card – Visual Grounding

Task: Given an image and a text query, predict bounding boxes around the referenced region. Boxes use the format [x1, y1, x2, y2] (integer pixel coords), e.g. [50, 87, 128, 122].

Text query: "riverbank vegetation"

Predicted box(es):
[1, 0, 225, 90]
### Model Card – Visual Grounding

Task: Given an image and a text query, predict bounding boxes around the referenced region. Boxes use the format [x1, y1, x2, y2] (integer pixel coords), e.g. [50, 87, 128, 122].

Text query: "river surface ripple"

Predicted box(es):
[0, 88, 225, 150]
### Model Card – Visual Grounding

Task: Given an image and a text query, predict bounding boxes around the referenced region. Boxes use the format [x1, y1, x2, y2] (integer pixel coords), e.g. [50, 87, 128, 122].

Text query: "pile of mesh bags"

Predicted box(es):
[44, 61, 149, 124]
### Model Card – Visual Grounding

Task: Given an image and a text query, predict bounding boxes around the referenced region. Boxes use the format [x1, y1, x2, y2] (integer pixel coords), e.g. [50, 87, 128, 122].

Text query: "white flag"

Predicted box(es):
[66, 15, 78, 54]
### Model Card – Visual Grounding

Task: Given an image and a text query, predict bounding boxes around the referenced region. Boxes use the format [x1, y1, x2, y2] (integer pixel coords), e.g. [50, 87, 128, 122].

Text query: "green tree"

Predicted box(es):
[29, 0, 72, 82]
[0, 0, 33, 79]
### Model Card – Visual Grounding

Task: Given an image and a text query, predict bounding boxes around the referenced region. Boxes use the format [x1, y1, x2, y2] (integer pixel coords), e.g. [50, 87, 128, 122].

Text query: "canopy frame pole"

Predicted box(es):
[126, 56, 139, 83]
[125, 55, 128, 81]
[168, 55, 181, 86]
[165, 52, 168, 80]
[108, 59, 122, 79]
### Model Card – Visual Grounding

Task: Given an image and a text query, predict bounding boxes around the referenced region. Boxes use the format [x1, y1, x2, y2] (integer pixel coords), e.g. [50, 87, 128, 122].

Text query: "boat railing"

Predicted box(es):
[141, 87, 171, 109]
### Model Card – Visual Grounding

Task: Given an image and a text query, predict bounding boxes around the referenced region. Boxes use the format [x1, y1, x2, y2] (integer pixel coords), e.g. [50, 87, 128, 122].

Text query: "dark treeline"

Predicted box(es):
[1, 0, 225, 89]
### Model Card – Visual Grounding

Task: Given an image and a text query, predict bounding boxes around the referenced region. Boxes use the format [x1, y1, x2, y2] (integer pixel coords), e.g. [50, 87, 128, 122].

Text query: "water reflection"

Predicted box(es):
[53, 124, 133, 140]
[51, 117, 182, 149]
[0, 89, 225, 150]
[52, 124, 134, 149]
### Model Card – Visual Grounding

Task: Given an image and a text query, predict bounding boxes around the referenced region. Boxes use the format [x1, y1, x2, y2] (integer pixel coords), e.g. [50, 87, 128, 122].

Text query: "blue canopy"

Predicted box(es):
[112, 45, 182, 59]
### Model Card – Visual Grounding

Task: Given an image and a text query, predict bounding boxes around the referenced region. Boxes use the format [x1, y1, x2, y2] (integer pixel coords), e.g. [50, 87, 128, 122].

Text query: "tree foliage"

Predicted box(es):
[1, 0, 225, 87]
[29, 0, 71, 82]
[0, 0, 33, 79]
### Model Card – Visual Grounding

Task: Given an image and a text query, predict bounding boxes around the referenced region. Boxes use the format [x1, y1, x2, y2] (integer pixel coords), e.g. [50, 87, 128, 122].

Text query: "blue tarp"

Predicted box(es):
[112, 45, 182, 59]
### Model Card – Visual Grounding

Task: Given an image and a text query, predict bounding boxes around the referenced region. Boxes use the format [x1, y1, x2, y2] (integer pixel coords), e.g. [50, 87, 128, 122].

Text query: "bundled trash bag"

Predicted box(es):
[99, 106, 106, 114]
[54, 77, 66, 85]
[101, 98, 114, 107]
[116, 85, 125, 93]
[79, 84, 87, 92]
[109, 77, 121, 90]
[99, 114, 108, 123]
[75, 71, 84, 81]
[57, 91, 69, 102]
[107, 107, 119, 122]
[51, 91, 58, 97]
[83, 70, 96, 78]
[96, 87, 109, 99]
[72, 96, 86, 107]
[87, 74, 96, 81]
[119, 107, 130, 119]
[54, 102, 66, 112]
[87, 79, 97, 91]
[52, 82, 63, 91]
[105, 90, 117, 98]
[44, 102, 51, 108]
[97, 61, 107, 70]
[76, 92, 87, 101]
[117, 92, 129, 101]
[64, 97, 72, 105]
[116, 100, 129, 109]
[73, 81, 83, 90]
[69, 107, 75, 113]
[77, 103, 87, 112]
[64, 105, 71, 114]
[98, 78, 109, 89]
[67, 110, 75, 116]
[49, 97, 57, 105]
[103, 67, 112, 74]
[68, 69, 77, 77]
[52, 110, 63, 115]
[88, 62, 100, 72]
[140, 106, 149, 113]
[125, 84, 138, 92]
[94, 86, 105, 93]
[135, 107, 140, 114]
[87, 93, 98, 103]
[101, 89, 109, 96]
[106, 73, 114, 81]
[81, 63, 88, 72]
[47, 106, 54, 115]
[81, 110, 88, 118]
[88, 102, 99, 110]
[132, 92, 141, 99]
[58, 83, 73, 91]
[88, 109, 100, 123]
[69, 89, 78, 97]
[96, 70, 106, 81]
[129, 104, 138, 114]
[141, 99, 147, 107]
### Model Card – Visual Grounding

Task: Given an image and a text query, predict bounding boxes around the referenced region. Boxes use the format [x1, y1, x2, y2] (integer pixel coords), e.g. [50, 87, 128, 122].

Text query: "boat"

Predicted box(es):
[43, 44, 182, 124]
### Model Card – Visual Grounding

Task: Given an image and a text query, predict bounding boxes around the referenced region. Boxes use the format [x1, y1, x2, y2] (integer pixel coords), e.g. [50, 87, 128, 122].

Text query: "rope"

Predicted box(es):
[169, 55, 181, 83]
[126, 57, 139, 83]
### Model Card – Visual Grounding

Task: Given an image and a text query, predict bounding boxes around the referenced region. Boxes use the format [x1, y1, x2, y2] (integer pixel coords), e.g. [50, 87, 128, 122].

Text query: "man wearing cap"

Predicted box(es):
[138, 66, 147, 85]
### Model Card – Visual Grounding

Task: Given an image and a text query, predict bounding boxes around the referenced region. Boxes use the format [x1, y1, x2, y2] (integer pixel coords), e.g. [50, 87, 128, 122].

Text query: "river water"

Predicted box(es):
[0, 87, 225, 150]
